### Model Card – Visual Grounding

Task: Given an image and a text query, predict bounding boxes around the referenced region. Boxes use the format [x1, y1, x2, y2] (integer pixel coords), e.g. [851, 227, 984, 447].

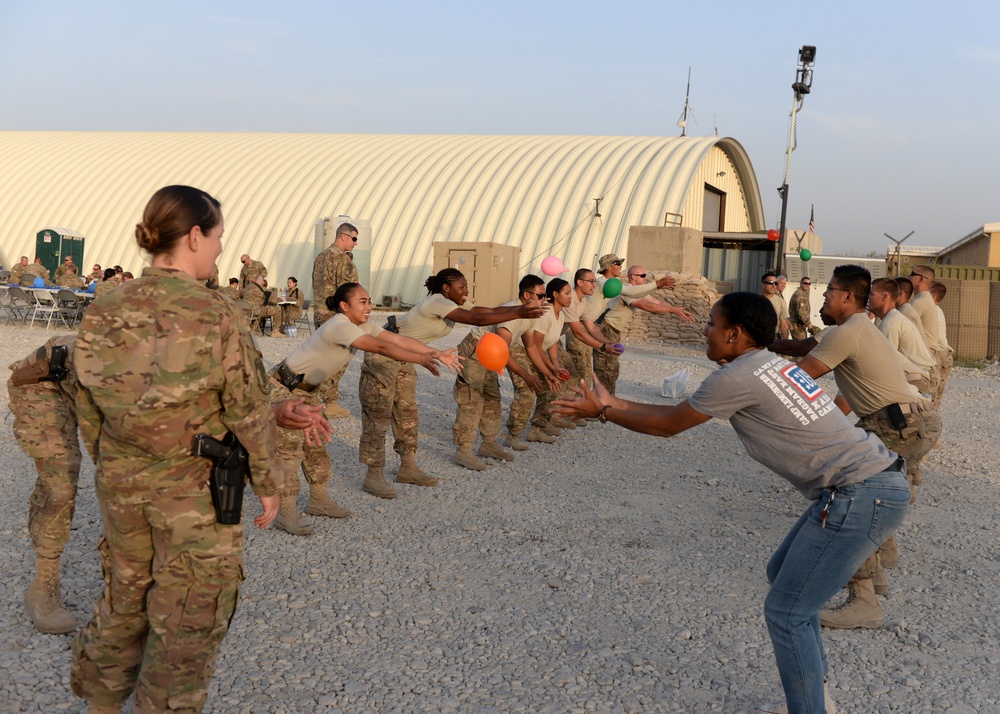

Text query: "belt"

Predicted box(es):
[863, 401, 921, 420]
[272, 362, 316, 392]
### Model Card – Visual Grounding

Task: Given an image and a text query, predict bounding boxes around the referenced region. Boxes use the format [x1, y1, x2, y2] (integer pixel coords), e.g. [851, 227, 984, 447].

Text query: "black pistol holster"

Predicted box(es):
[275, 361, 304, 390]
[384, 315, 400, 333]
[192, 432, 250, 525]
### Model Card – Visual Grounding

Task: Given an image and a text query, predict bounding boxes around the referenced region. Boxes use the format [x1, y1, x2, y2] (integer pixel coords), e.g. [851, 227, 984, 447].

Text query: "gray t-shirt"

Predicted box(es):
[688, 349, 896, 500]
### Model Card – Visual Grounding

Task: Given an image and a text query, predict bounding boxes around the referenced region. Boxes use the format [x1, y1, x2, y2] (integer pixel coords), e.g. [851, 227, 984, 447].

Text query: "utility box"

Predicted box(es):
[36, 227, 85, 277]
[433, 242, 520, 306]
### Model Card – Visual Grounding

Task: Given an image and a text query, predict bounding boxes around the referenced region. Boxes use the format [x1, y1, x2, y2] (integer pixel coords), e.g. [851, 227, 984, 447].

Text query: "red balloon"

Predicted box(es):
[476, 332, 509, 373]
[767, 229, 780, 242]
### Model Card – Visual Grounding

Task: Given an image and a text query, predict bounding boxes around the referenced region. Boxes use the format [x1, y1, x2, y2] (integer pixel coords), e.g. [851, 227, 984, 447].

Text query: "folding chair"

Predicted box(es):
[30, 289, 71, 329]
[56, 289, 82, 325]
[6, 286, 34, 325]
[294, 299, 314, 334]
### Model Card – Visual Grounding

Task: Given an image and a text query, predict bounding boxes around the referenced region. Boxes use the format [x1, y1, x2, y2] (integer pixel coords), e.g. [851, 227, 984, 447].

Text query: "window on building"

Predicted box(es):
[703, 185, 725, 232]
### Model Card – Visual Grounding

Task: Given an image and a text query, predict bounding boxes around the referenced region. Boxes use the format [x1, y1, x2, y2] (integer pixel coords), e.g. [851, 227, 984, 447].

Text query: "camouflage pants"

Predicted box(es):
[530, 346, 569, 428]
[9, 382, 81, 560]
[934, 349, 953, 409]
[316, 363, 348, 408]
[269, 380, 332, 501]
[565, 331, 592, 387]
[593, 323, 622, 395]
[252, 305, 284, 334]
[453, 334, 502, 447]
[789, 323, 809, 341]
[506, 344, 537, 438]
[72, 488, 244, 712]
[359, 352, 418, 468]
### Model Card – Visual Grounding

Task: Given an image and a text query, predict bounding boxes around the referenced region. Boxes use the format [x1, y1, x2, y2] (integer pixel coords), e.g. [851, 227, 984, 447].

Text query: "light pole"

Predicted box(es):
[885, 231, 915, 277]
[775, 45, 816, 274]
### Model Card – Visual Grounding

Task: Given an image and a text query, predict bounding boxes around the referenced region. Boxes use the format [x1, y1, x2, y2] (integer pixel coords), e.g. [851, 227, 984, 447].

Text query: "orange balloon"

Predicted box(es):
[476, 332, 509, 373]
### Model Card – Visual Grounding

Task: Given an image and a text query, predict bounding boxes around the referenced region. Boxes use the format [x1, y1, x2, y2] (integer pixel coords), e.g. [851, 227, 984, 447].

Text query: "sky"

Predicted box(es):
[1, 0, 998, 256]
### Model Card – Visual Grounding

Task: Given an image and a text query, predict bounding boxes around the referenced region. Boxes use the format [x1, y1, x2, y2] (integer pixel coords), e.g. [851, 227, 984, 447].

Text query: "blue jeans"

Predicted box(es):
[764, 460, 909, 713]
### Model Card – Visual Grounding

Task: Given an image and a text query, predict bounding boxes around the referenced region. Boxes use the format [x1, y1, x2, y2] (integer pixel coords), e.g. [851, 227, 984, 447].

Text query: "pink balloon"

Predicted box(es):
[540, 256, 565, 276]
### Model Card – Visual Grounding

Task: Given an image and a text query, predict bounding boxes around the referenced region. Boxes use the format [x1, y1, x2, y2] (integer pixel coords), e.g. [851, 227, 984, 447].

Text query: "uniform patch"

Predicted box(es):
[781, 364, 823, 401]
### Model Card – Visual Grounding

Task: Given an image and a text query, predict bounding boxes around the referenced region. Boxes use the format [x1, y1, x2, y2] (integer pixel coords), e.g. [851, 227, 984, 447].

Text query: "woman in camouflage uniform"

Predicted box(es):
[71, 186, 283, 714]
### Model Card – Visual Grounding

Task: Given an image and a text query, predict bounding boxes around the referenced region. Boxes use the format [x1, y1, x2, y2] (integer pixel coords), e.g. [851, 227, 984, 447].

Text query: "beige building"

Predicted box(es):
[935, 223, 1000, 266]
[0, 132, 764, 304]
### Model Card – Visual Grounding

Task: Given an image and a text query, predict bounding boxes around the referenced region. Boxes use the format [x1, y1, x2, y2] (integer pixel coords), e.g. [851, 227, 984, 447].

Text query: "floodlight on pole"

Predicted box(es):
[774, 45, 817, 274]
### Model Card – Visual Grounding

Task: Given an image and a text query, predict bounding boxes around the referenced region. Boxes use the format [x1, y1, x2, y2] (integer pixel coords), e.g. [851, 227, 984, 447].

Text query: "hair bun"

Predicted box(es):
[135, 221, 160, 251]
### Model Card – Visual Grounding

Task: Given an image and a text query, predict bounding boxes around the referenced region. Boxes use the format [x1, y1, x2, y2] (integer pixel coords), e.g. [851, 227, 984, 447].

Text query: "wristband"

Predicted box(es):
[600, 343, 606, 352]
[598, 405, 611, 423]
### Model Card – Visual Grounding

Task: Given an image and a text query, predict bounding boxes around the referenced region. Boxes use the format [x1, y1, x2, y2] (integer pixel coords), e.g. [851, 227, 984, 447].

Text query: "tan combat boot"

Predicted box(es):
[880, 536, 899, 569]
[24, 555, 76, 634]
[550, 416, 577, 430]
[542, 421, 561, 437]
[478, 438, 515, 462]
[304, 483, 351, 518]
[273, 499, 313, 536]
[454, 446, 486, 471]
[325, 402, 351, 419]
[820, 578, 883, 629]
[398, 454, 439, 486]
[503, 431, 530, 451]
[363, 466, 398, 498]
[526, 426, 556, 444]
[871, 564, 888, 596]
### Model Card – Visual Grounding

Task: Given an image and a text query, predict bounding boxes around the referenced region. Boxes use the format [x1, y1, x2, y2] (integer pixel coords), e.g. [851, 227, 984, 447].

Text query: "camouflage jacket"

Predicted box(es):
[75, 266, 280, 501]
[312, 246, 358, 325]
[239, 260, 268, 295]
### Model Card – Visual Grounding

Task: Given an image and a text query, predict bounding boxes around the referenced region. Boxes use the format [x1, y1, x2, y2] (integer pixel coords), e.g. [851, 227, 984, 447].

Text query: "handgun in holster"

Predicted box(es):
[886, 403, 909, 433]
[384, 315, 400, 333]
[41, 345, 69, 382]
[275, 361, 304, 390]
[192, 432, 250, 525]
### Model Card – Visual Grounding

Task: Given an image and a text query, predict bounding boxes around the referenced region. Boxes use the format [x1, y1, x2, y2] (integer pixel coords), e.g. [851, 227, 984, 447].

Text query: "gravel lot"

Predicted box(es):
[1, 319, 997, 713]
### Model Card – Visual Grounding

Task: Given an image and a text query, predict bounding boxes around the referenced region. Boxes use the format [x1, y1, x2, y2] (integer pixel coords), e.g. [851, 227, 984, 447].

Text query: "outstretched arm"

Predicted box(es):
[631, 296, 696, 322]
[553, 376, 711, 437]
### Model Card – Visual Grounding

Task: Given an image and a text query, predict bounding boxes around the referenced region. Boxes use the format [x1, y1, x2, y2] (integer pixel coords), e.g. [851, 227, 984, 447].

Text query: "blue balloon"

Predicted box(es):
[33, 277, 45, 287]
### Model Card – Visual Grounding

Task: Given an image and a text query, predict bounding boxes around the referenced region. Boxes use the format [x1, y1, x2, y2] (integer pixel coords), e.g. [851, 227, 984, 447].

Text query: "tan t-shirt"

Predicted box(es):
[591, 277, 657, 319]
[284, 313, 383, 386]
[765, 293, 790, 322]
[529, 304, 566, 350]
[397, 293, 464, 344]
[910, 291, 942, 350]
[935, 305, 953, 353]
[602, 293, 639, 332]
[810, 312, 923, 417]
[880, 309, 936, 374]
[471, 300, 534, 345]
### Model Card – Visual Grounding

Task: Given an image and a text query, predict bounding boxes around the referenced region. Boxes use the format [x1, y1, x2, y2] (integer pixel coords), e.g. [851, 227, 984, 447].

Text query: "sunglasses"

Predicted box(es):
[630, 273, 647, 279]
[763, 281, 777, 286]
[340, 233, 358, 242]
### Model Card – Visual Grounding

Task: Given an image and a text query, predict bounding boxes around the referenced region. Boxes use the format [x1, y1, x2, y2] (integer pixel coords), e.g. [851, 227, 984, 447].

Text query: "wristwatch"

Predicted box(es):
[598, 405, 610, 423]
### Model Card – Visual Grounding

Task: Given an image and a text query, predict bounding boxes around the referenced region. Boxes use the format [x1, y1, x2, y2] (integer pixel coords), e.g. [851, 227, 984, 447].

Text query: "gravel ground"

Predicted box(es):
[1, 318, 998, 713]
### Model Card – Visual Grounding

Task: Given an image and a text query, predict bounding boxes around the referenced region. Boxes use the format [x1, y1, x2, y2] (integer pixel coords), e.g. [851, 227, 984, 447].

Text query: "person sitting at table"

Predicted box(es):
[220, 277, 240, 300]
[56, 266, 86, 290]
[85, 265, 103, 287]
[284, 277, 305, 325]
[121, 272, 134, 283]
[245, 274, 286, 337]
[93, 268, 120, 299]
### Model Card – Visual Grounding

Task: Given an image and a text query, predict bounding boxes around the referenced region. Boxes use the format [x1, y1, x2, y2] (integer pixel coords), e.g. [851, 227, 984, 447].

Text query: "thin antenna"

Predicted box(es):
[677, 67, 692, 137]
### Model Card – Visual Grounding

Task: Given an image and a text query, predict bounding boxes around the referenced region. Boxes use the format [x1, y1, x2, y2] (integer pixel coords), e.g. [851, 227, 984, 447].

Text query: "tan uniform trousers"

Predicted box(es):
[358, 352, 419, 468]
[452, 333, 502, 447]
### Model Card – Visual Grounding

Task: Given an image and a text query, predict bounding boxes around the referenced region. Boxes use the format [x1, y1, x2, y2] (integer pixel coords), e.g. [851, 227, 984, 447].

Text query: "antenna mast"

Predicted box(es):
[677, 67, 692, 137]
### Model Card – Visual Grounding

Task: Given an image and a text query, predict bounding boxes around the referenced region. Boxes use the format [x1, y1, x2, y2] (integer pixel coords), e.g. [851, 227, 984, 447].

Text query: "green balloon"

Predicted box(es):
[603, 277, 623, 298]
[799, 248, 813, 261]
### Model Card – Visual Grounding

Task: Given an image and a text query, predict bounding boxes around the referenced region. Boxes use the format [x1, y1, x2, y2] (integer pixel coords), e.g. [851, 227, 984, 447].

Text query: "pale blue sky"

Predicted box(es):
[2, 0, 997, 255]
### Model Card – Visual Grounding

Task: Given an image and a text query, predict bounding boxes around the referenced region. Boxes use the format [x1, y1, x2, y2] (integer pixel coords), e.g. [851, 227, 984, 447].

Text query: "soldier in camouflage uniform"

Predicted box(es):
[9, 335, 80, 635]
[311, 223, 359, 418]
[10, 255, 30, 283]
[771, 264, 939, 633]
[244, 274, 286, 337]
[70, 186, 282, 714]
[54, 255, 77, 281]
[93, 268, 120, 299]
[20, 259, 50, 286]
[787, 277, 815, 340]
[219, 277, 241, 300]
[237, 253, 267, 298]
[56, 266, 86, 289]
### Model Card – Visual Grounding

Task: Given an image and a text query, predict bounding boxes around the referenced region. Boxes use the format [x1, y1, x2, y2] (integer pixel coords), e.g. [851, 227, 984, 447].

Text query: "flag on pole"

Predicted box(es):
[809, 205, 815, 234]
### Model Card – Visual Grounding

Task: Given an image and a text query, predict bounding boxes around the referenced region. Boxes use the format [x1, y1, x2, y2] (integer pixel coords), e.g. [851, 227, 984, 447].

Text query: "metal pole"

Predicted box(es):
[775, 93, 800, 273]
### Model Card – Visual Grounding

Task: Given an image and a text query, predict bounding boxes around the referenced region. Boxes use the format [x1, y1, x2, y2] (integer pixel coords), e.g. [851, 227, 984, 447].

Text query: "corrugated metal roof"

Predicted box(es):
[0, 132, 764, 303]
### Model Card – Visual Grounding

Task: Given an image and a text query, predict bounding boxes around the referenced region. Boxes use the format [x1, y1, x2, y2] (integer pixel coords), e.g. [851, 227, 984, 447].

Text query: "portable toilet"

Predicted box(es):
[36, 227, 85, 278]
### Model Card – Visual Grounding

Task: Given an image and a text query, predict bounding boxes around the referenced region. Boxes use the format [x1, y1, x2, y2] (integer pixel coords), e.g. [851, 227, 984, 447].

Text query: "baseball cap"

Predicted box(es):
[598, 253, 624, 271]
